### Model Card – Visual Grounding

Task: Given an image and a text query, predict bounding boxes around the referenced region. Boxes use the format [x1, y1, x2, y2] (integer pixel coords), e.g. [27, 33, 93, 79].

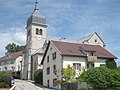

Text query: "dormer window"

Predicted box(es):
[86, 52, 94, 56]
[36, 28, 42, 35]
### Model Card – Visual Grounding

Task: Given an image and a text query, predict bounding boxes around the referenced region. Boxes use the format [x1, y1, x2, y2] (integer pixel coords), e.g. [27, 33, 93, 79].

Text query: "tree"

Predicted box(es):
[106, 59, 117, 69]
[63, 65, 76, 83]
[117, 66, 120, 70]
[34, 69, 43, 85]
[5, 43, 23, 54]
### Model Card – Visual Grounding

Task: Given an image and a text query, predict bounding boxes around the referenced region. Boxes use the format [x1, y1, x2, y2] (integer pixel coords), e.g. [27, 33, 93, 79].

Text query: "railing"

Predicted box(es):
[87, 56, 97, 62]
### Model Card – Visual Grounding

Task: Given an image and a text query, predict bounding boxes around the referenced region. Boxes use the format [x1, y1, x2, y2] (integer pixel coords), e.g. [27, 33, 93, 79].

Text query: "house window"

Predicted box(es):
[53, 65, 57, 75]
[47, 80, 49, 87]
[100, 64, 106, 67]
[46, 67, 50, 75]
[53, 78, 57, 86]
[95, 39, 97, 42]
[73, 63, 81, 70]
[50, 47, 52, 50]
[47, 56, 49, 62]
[86, 52, 94, 56]
[10, 59, 15, 64]
[52, 52, 56, 60]
[87, 63, 94, 68]
[36, 28, 42, 35]
[4, 67, 7, 70]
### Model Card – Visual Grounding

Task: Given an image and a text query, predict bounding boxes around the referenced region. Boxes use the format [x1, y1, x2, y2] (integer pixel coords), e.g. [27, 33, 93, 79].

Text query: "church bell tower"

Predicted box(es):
[26, 0, 47, 80]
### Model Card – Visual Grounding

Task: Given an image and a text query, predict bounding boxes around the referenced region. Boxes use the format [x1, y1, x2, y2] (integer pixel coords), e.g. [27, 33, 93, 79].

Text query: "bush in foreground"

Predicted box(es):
[0, 72, 12, 88]
[79, 67, 120, 89]
[34, 69, 43, 85]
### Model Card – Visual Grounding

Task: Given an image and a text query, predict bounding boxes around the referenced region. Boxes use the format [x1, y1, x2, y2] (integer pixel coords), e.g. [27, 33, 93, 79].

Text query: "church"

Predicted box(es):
[21, 0, 117, 85]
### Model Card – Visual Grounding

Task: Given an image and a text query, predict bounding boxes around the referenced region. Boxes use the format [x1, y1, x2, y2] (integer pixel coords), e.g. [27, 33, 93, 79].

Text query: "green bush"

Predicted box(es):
[34, 69, 43, 85]
[0, 82, 10, 88]
[0, 72, 12, 88]
[0, 72, 11, 82]
[79, 67, 120, 89]
[106, 59, 117, 69]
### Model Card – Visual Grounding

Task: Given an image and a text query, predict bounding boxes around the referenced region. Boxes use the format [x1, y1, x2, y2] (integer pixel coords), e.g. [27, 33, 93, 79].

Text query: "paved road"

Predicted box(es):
[15, 79, 54, 90]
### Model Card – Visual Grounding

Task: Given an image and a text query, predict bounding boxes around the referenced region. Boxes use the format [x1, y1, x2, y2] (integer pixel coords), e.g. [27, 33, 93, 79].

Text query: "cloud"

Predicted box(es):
[0, 26, 26, 56]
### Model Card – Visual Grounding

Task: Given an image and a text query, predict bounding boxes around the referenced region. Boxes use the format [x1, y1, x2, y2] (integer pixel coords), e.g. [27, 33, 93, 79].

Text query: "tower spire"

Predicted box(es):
[34, 0, 39, 11]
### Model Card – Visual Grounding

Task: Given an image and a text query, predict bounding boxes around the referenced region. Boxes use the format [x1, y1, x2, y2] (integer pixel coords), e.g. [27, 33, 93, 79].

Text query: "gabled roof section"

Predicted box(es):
[51, 40, 117, 59]
[78, 32, 106, 46]
[41, 40, 117, 65]
[0, 51, 22, 61]
[41, 41, 51, 64]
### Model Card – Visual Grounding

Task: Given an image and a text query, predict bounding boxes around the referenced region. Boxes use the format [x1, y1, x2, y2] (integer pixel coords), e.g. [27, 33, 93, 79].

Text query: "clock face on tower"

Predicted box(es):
[37, 35, 41, 40]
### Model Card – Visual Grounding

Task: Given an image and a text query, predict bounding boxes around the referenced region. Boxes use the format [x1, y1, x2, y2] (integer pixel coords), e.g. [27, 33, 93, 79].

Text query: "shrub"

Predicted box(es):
[106, 59, 117, 69]
[34, 69, 43, 85]
[0, 72, 11, 82]
[63, 65, 76, 83]
[0, 72, 12, 88]
[79, 67, 120, 89]
[0, 82, 10, 88]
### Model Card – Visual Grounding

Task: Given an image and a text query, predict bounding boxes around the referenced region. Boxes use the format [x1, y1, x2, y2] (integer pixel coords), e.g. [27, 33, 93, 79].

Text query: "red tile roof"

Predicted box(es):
[52, 41, 117, 59]
[0, 51, 22, 61]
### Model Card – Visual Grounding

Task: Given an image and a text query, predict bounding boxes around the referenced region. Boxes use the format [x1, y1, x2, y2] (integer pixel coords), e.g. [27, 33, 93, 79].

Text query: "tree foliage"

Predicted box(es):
[79, 67, 120, 89]
[5, 43, 23, 54]
[106, 59, 117, 69]
[34, 69, 43, 85]
[117, 66, 120, 70]
[63, 65, 76, 83]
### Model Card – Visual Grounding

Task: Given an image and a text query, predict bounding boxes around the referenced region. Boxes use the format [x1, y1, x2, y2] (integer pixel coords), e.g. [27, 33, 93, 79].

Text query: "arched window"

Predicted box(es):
[36, 28, 39, 35]
[40, 29, 42, 35]
[36, 28, 43, 35]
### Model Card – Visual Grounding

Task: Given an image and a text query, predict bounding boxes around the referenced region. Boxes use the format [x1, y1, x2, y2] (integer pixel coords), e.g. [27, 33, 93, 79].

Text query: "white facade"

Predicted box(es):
[43, 43, 63, 88]
[42, 41, 111, 89]
[0, 56, 22, 74]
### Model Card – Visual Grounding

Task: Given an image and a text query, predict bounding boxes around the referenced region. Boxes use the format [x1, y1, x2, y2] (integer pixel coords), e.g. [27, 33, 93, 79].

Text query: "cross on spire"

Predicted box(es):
[34, 0, 39, 11]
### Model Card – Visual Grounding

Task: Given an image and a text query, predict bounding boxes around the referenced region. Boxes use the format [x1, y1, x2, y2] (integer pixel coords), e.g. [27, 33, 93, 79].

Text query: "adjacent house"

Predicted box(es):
[77, 32, 106, 47]
[41, 40, 117, 88]
[0, 51, 22, 77]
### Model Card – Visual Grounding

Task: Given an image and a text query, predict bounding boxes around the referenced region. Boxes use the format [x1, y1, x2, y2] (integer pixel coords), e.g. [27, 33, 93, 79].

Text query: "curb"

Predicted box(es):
[9, 85, 16, 90]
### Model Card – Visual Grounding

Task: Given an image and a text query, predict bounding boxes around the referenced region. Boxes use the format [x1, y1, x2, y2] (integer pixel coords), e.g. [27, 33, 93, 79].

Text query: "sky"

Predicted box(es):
[0, 0, 120, 65]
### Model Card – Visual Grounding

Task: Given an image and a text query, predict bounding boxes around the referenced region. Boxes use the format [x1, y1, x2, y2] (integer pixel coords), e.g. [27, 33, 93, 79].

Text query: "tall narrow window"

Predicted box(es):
[73, 63, 81, 71]
[53, 65, 57, 75]
[52, 52, 56, 60]
[46, 67, 50, 75]
[47, 56, 49, 62]
[40, 29, 42, 35]
[36, 28, 39, 35]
